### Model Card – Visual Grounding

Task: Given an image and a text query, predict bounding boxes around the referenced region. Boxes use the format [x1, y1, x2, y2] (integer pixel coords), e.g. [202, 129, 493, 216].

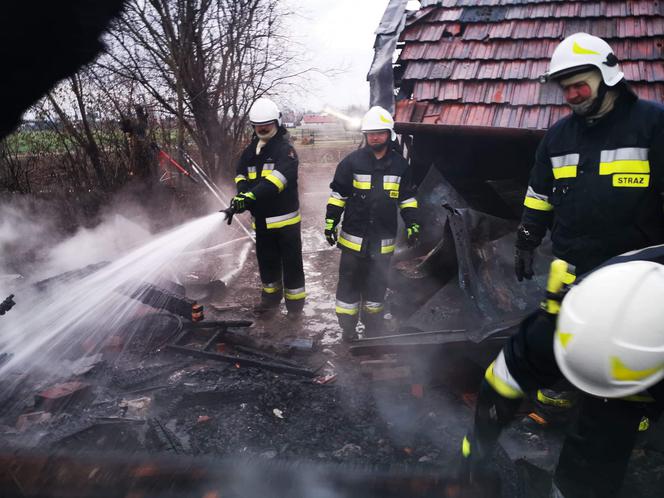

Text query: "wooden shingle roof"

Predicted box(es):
[394, 0, 664, 130]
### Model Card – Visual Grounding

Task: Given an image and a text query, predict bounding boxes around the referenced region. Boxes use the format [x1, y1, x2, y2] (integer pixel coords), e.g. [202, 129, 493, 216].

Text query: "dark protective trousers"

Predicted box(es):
[480, 312, 663, 498]
[255, 223, 305, 312]
[335, 250, 391, 335]
[553, 395, 647, 498]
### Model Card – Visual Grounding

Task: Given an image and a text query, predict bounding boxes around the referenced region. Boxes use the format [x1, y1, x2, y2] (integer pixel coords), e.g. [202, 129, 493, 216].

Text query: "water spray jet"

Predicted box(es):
[0, 213, 224, 377]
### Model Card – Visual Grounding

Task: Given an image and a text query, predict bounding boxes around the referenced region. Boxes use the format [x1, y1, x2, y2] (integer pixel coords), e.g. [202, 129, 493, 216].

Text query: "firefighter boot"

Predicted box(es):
[254, 283, 282, 314]
[360, 301, 385, 338]
[338, 313, 358, 342]
[284, 287, 306, 316]
[361, 312, 384, 338]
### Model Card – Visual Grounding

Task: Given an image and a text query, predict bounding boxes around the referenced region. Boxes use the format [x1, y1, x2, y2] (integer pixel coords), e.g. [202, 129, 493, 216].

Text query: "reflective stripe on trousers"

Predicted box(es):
[285, 286, 306, 301]
[336, 299, 359, 315]
[362, 301, 384, 314]
[262, 281, 282, 294]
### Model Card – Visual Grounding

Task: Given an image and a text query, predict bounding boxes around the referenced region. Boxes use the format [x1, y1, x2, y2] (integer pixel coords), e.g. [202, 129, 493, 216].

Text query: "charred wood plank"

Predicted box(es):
[33, 262, 110, 291]
[234, 345, 305, 368]
[165, 344, 315, 378]
[349, 329, 509, 356]
[172, 323, 258, 351]
[118, 282, 199, 320]
[202, 330, 223, 351]
[183, 320, 252, 329]
[147, 418, 185, 454]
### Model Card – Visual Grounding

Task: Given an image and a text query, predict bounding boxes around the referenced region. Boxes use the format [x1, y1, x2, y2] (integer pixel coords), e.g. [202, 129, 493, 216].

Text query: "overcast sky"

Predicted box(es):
[283, 0, 391, 112]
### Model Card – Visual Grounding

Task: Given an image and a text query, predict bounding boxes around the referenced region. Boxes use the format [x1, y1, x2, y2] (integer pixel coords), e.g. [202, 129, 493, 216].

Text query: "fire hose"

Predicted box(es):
[152, 144, 199, 184]
[153, 144, 255, 243]
[0, 294, 15, 316]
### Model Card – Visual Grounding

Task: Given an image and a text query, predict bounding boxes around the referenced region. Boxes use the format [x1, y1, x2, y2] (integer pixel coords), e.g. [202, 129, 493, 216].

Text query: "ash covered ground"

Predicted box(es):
[0, 141, 663, 497]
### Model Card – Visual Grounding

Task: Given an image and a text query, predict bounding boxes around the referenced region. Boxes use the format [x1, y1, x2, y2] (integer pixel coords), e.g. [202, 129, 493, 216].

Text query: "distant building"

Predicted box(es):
[20, 119, 51, 131]
[302, 114, 338, 125]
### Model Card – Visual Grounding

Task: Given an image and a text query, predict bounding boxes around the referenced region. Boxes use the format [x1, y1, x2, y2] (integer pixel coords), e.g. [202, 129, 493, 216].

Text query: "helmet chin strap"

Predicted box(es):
[570, 81, 607, 117]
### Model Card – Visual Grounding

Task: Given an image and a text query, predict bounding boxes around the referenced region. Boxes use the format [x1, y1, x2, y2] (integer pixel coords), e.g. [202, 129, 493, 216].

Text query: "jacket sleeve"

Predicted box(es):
[520, 138, 554, 244]
[234, 149, 249, 193]
[398, 165, 419, 227]
[325, 157, 353, 223]
[251, 142, 298, 202]
[649, 120, 664, 194]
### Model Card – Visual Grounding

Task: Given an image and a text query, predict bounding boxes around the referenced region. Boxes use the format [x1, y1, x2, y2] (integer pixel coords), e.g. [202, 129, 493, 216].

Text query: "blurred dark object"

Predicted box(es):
[0, 449, 503, 498]
[122, 105, 156, 182]
[0, 294, 15, 316]
[0, 1, 126, 140]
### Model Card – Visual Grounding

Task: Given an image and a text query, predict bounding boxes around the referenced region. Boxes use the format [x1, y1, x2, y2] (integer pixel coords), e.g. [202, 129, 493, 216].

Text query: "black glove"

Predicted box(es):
[515, 224, 543, 281]
[230, 192, 256, 213]
[407, 223, 420, 247]
[220, 206, 235, 225]
[515, 247, 534, 281]
[324, 218, 338, 246]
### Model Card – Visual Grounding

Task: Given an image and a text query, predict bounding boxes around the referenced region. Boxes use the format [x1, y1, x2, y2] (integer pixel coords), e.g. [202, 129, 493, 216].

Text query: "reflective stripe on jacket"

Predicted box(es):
[325, 146, 419, 255]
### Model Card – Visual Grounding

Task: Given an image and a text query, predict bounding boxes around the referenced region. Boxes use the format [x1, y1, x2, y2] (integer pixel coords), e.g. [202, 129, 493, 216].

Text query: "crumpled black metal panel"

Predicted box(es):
[402, 205, 552, 342]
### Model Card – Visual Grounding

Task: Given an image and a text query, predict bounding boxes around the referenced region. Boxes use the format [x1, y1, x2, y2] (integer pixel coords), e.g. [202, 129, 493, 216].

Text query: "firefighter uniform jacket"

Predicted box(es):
[522, 93, 664, 272]
[483, 244, 664, 497]
[235, 128, 300, 231]
[325, 146, 419, 256]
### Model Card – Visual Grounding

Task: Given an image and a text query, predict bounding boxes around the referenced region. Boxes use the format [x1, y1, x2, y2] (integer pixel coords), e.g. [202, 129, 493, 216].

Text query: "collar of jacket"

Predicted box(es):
[362, 145, 394, 164]
[573, 88, 636, 128]
[250, 126, 288, 153]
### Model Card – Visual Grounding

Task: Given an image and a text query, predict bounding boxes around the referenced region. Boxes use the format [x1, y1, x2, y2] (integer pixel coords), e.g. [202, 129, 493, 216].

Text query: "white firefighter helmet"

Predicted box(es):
[542, 32, 624, 86]
[361, 106, 397, 141]
[554, 261, 664, 398]
[249, 98, 282, 126]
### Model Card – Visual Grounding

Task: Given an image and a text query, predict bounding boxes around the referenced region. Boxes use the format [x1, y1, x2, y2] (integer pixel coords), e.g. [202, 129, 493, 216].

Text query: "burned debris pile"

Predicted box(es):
[0, 267, 516, 497]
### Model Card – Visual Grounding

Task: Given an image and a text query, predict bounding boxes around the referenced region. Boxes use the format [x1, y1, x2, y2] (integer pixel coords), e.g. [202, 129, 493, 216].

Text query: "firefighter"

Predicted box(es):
[231, 98, 305, 314]
[324, 106, 420, 340]
[515, 32, 664, 280]
[462, 246, 664, 497]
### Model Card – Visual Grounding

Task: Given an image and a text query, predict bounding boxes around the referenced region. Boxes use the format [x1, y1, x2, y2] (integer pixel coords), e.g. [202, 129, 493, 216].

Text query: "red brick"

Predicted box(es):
[35, 381, 91, 411]
[16, 411, 52, 431]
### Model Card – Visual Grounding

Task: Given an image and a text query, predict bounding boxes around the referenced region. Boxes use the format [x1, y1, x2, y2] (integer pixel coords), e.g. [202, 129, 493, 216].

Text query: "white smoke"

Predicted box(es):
[35, 214, 152, 281]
